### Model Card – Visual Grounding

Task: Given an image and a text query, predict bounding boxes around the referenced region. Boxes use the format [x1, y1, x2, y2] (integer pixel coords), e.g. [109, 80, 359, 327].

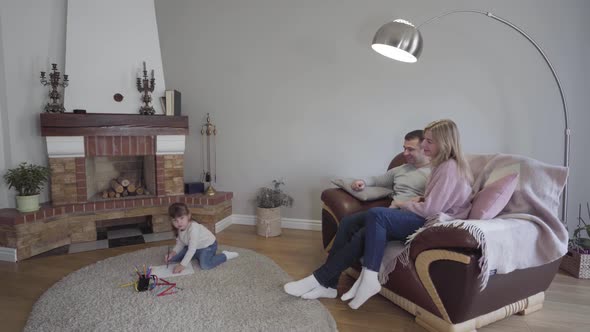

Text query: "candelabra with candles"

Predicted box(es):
[201, 113, 217, 196]
[39, 63, 69, 113]
[136, 61, 156, 115]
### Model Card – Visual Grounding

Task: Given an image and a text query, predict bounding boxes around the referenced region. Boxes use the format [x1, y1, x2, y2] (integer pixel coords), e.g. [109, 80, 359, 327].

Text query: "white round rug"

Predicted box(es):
[25, 246, 337, 332]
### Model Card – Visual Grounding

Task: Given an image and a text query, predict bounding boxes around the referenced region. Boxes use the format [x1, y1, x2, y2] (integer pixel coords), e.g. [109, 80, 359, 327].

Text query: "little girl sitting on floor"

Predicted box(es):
[165, 202, 238, 273]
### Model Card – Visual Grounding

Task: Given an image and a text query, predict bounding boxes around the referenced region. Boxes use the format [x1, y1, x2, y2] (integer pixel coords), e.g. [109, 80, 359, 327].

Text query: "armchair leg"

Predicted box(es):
[517, 303, 543, 316]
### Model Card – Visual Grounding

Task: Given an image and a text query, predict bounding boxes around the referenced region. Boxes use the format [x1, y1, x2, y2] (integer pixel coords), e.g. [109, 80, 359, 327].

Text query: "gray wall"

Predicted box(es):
[154, 0, 590, 230]
[65, 0, 166, 115]
[0, 1, 588, 234]
[0, 13, 8, 208]
[0, 0, 67, 207]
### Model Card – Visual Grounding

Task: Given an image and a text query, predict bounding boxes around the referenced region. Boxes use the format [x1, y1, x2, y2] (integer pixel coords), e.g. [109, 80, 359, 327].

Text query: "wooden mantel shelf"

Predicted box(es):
[40, 113, 189, 136]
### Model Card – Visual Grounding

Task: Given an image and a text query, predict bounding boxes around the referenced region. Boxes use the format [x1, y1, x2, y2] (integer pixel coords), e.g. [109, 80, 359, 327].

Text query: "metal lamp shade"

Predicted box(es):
[371, 20, 423, 63]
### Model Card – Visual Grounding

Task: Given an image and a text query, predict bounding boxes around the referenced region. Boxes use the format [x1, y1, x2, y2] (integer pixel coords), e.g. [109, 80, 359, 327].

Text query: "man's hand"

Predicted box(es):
[408, 196, 424, 203]
[173, 264, 185, 274]
[164, 251, 177, 263]
[351, 180, 365, 191]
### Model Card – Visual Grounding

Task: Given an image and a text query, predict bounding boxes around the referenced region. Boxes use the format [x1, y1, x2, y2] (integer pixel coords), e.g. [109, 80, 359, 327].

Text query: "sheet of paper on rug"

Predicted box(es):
[150, 263, 195, 278]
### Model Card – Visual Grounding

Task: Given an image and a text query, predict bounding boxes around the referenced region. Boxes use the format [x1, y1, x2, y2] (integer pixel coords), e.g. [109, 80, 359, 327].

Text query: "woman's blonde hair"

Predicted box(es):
[424, 119, 472, 180]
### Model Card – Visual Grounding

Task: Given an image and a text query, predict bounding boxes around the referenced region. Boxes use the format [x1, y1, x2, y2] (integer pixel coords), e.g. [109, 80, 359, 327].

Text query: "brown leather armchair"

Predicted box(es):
[320, 154, 560, 332]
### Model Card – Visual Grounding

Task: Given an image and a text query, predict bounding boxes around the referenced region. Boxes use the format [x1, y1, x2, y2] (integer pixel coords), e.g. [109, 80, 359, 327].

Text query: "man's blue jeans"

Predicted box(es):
[363, 207, 425, 272]
[170, 241, 226, 270]
[313, 211, 369, 288]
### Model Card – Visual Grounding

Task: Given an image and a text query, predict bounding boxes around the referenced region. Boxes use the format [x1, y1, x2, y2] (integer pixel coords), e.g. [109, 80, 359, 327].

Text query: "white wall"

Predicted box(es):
[65, 0, 166, 114]
[0, 13, 9, 208]
[154, 0, 590, 231]
[0, 0, 67, 207]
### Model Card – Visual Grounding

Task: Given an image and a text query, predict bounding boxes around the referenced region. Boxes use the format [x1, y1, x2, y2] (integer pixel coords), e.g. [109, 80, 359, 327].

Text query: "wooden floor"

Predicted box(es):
[1, 224, 588, 332]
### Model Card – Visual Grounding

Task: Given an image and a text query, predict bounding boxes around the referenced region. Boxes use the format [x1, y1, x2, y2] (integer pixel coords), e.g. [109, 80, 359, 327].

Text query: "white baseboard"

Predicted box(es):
[215, 215, 233, 233]
[231, 214, 256, 226]
[231, 214, 321, 231]
[0, 247, 17, 262]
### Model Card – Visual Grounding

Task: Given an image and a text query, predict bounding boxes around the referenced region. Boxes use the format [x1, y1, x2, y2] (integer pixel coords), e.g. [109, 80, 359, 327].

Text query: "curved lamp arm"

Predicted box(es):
[373, 10, 570, 225]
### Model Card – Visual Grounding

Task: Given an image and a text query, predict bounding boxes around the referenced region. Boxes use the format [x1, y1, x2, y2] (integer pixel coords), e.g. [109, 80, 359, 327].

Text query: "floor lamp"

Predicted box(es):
[371, 10, 571, 226]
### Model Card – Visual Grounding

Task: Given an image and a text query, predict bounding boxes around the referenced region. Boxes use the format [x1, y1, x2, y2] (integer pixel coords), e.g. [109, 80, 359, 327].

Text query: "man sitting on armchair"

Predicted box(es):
[284, 130, 431, 299]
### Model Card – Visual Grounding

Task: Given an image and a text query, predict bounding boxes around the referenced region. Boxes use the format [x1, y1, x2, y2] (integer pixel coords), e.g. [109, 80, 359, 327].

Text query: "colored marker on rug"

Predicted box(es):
[166, 246, 170, 269]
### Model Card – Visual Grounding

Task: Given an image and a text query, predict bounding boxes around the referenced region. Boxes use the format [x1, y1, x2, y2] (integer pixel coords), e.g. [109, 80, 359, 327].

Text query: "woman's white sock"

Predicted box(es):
[348, 268, 381, 309]
[341, 268, 365, 301]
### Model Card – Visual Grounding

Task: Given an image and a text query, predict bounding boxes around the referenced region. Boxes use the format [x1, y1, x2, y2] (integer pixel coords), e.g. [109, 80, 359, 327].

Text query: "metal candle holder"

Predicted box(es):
[136, 61, 156, 115]
[40, 63, 69, 113]
[201, 113, 217, 196]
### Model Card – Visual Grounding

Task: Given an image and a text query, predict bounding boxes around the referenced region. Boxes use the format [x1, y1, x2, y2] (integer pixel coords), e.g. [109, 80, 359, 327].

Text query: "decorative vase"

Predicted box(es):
[16, 194, 41, 213]
[256, 207, 282, 237]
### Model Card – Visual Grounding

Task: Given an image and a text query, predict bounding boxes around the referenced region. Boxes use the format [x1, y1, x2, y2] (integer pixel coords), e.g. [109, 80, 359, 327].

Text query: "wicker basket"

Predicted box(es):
[256, 207, 282, 237]
[560, 249, 590, 279]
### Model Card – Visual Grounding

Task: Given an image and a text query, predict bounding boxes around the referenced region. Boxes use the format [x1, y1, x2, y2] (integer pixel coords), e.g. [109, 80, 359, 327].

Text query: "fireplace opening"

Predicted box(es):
[85, 156, 157, 201]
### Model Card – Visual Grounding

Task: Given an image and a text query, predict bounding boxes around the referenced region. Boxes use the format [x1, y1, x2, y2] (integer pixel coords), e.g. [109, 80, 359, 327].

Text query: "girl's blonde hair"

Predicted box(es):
[168, 202, 191, 237]
[424, 119, 472, 181]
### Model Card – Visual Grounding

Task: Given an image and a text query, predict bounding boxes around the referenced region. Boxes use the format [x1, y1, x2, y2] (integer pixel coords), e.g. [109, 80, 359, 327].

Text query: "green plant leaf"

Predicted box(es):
[3, 162, 50, 196]
[576, 238, 590, 250]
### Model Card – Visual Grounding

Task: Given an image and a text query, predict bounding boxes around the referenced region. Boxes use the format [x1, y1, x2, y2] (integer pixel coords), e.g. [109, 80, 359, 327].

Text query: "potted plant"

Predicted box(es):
[3, 162, 50, 213]
[561, 203, 590, 279]
[255, 179, 294, 237]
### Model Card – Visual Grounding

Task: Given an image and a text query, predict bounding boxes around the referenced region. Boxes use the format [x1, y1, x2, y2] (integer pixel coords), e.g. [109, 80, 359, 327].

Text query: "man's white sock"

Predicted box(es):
[284, 275, 320, 297]
[301, 286, 338, 300]
[341, 268, 365, 301]
[348, 268, 381, 310]
[223, 250, 239, 260]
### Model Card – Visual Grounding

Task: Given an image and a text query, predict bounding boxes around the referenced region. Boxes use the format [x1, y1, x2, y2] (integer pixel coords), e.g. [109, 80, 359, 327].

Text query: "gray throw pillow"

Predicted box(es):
[331, 178, 393, 201]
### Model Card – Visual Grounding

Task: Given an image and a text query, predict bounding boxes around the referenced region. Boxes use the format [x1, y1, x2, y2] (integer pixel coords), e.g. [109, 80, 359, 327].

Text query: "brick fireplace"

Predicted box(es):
[43, 114, 188, 204]
[0, 114, 232, 261]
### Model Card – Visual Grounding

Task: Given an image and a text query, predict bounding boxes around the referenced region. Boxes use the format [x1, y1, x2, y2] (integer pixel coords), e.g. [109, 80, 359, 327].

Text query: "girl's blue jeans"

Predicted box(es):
[170, 241, 226, 270]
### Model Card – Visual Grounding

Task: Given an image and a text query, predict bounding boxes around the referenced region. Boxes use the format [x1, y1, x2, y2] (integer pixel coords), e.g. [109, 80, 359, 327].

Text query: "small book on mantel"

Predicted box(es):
[165, 90, 181, 116]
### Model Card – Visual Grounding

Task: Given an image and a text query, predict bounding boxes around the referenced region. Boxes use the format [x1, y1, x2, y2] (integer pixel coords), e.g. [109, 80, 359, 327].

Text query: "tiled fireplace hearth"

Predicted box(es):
[0, 114, 232, 261]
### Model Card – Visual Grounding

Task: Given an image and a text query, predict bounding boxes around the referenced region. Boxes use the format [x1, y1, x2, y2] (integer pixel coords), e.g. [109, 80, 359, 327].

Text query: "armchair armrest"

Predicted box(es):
[409, 226, 481, 261]
[321, 188, 391, 222]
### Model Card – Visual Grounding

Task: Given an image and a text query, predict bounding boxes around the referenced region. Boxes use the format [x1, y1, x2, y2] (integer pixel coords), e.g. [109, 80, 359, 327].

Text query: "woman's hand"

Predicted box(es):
[389, 200, 402, 209]
[164, 251, 177, 263]
[351, 180, 365, 191]
[408, 196, 424, 203]
[392, 196, 424, 209]
[173, 264, 185, 274]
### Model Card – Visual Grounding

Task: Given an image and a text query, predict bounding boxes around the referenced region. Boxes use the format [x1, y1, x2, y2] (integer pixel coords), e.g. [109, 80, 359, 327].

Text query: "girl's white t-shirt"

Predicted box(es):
[172, 221, 216, 266]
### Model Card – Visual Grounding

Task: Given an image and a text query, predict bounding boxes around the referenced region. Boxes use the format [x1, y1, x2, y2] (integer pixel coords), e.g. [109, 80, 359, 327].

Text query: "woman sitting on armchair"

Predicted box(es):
[344, 118, 474, 309]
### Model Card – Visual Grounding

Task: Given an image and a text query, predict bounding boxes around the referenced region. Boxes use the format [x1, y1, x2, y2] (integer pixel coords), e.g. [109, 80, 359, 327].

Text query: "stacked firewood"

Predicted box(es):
[101, 177, 149, 199]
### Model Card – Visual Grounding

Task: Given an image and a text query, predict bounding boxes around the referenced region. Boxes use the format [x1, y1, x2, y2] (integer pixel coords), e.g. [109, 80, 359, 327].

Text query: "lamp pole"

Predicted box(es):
[378, 10, 571, 226]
